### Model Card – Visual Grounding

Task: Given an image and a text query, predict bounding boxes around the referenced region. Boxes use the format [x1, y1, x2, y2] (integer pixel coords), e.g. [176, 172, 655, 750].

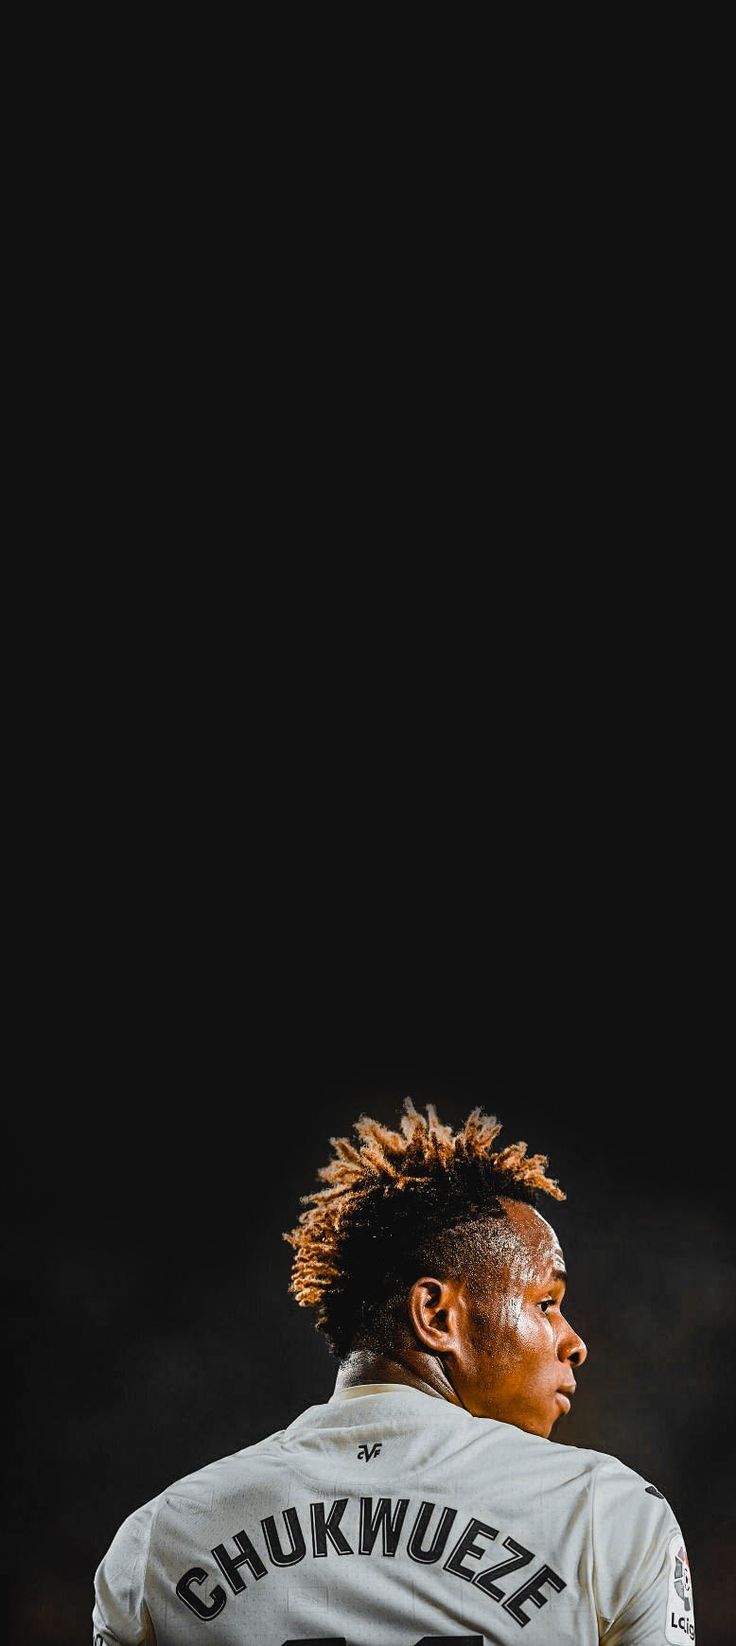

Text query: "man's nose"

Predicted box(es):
[560, 1318, 588, 1366]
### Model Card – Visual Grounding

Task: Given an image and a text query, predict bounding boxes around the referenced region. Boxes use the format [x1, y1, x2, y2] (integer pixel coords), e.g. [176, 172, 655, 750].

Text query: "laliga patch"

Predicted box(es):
[665, 1532, 695, 1642]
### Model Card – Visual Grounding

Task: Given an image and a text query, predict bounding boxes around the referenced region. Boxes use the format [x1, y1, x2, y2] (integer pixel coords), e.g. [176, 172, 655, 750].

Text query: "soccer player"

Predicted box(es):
[93, 1100, 695, 1643]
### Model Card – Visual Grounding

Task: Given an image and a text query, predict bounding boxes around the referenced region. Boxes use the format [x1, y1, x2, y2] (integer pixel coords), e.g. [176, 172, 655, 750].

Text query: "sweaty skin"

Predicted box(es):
[335, 1199, 587, 1438]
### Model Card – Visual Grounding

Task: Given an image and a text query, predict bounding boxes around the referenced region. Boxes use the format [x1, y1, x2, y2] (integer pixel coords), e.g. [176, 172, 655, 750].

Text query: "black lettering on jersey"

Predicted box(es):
[444, 1517, 498, 1582]
[503, 1562, 566, 1626]
[261, 1507, 307, 1566]
[359, 1496, 410, 1556]
[211, 1528, 267, 1593]
[310, 1498, 353, 1557]
[407, 1501, 458, 1564]
[473, 1535, 534, 1600]
[175, 1566, 228, 1619]
[646, 1484, 664, 1499]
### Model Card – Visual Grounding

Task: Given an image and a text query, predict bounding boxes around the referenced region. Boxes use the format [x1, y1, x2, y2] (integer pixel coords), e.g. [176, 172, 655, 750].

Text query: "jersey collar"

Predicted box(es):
[328, 1381, 434, 1402]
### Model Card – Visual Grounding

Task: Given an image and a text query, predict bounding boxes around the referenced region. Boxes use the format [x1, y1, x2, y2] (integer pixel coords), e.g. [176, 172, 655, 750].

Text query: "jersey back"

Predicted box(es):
[93, 1383, 695, 1646]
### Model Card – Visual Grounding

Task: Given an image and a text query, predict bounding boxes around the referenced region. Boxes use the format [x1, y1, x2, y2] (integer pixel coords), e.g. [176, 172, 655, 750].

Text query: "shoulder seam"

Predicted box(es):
[141, 1491, 163, 1621]
[590, 1458, 604, 1635]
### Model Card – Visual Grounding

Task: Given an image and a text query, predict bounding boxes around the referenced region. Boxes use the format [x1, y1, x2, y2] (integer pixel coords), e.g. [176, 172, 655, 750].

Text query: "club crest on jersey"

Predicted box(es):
[665, 1533, 695, 1643]
[357, 1442, 382, 1461]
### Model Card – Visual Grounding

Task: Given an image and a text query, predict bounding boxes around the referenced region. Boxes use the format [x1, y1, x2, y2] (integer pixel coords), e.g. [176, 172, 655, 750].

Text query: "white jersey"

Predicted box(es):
[93, 1383, 695, 1646]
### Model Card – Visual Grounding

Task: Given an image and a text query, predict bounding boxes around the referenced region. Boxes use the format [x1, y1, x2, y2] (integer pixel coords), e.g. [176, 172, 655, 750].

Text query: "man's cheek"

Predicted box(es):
[514, 1305, 541, 1348]
[499, 1295, 524, 1332]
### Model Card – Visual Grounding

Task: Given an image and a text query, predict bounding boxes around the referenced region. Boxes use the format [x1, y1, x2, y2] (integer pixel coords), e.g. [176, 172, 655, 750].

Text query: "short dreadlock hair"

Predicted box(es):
[284, 1098, 565, 1360]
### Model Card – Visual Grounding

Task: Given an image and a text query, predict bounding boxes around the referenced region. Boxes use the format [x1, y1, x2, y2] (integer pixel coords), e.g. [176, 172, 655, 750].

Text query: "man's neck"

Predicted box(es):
[333, 1347, 463, 1406]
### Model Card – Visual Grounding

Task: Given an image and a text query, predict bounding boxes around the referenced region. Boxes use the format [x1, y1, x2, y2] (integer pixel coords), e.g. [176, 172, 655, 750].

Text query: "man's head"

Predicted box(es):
[284, 1099, 587, 1438]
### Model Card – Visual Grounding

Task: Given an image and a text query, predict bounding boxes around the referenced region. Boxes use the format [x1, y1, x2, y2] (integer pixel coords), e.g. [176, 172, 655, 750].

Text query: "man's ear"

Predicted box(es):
[408, 1275, 464, 1352]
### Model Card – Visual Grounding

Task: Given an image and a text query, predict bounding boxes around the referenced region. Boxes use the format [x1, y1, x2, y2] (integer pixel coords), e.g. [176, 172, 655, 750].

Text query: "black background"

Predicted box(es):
[6, 926, 733, 1645]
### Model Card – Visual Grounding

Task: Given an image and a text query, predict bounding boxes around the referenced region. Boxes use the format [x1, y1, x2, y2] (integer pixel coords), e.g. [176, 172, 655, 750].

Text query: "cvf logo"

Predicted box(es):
[357, 1442, 382, 1461]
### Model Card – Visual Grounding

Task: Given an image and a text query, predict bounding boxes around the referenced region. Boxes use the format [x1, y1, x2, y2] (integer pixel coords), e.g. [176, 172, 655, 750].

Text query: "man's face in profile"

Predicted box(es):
[449, 1200, 588, 1437]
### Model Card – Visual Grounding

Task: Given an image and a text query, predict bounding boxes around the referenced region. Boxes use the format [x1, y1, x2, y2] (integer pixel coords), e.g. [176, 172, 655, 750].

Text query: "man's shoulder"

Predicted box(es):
[97, 1429, 289, 1580]
[538, 1434, 668, 1496]
[479, 1423, 669, 1507]
[159, 1428, 288, 1508]
[582, 1445, 679, 1525]
[528, 1436, 680, 1551]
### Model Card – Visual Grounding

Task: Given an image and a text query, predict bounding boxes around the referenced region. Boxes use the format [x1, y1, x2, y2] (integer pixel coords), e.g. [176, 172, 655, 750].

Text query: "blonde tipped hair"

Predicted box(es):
[284, 1098, 565, 1357]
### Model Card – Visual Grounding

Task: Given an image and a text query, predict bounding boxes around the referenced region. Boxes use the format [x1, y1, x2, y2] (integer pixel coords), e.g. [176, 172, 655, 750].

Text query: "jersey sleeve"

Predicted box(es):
[93, 1496, 158, 1645]
[591, 1458, 695, 1645]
